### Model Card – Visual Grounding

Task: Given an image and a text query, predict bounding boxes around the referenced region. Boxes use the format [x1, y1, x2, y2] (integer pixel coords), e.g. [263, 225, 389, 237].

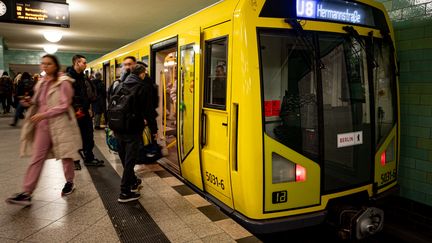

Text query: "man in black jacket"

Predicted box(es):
[111, 63, 156, 202]
[67, 55, 103, 170]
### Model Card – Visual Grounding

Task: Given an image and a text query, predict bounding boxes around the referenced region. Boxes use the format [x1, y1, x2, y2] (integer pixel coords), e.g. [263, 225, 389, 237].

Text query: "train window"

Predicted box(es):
[258, 30, 319, 161]
[204, 38, 228, 109]
[319, 33, 372, 191]
[179, 44, 195, 160]
[373, 39, 396, 145]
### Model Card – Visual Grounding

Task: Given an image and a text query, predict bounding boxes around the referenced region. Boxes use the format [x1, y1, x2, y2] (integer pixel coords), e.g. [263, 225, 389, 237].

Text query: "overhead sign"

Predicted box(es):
[0, 0, 69, 28]
[296, 0, 372, 26]
[337, 131, 363, 148]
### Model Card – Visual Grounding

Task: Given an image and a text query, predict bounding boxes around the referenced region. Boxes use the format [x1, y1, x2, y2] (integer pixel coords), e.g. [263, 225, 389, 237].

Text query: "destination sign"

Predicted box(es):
[0, 0, 69, 27]
[15, 0, 69, 27]
[296, 0, 374, 26]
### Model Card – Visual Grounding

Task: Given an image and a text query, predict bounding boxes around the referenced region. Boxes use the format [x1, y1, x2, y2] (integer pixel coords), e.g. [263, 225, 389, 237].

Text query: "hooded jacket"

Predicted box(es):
[120, 73, 157, 134]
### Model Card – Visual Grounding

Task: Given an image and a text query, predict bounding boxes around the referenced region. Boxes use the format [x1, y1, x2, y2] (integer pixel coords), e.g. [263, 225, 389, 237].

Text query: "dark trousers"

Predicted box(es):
[12, 103, 26, 125]
[0, 94, 11, 113]
[115, 132, 141, 194]
[77, 114, 95, 162]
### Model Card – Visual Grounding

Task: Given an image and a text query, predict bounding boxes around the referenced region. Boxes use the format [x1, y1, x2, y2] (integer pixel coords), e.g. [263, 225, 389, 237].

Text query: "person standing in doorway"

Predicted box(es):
[67, 54, 103, 170]
[6, 54, 82, 205]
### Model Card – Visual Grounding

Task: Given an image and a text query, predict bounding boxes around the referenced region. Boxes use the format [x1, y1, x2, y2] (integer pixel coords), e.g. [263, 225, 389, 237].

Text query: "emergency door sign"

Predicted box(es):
[337, 131, 363, 148]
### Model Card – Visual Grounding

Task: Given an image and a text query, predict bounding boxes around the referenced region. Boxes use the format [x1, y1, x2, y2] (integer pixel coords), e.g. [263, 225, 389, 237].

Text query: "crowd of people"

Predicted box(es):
[4, 54, 158, 205]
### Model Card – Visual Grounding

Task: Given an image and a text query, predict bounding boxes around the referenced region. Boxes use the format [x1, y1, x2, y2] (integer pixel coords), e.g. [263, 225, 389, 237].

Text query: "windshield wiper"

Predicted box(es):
[343, 26, 378, 68]
[285, 19, 325, 69]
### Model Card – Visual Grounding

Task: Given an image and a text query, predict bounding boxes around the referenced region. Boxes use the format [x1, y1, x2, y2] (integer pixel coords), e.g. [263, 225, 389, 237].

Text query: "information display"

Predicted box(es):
[0, 0, 69, 27]
[296, 0, 373, 26]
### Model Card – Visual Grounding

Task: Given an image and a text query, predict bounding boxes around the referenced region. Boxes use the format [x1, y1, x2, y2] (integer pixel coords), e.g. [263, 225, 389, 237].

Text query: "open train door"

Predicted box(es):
[177, 28, 204, 190]
[200, 22, 233, 208]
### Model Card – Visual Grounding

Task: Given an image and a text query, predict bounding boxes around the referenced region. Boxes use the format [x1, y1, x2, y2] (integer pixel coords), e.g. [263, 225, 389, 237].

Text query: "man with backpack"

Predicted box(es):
[67, 54, 103, 170]
[107, 63, 156, 202]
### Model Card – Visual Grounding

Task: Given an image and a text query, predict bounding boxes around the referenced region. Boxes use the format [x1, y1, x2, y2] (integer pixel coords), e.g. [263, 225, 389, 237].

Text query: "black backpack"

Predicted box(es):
[107, 83, 143, 133]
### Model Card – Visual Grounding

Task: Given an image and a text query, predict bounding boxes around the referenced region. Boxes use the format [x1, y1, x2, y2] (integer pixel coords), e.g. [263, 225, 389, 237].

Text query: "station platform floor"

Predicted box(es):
[0, 116, 261, 243]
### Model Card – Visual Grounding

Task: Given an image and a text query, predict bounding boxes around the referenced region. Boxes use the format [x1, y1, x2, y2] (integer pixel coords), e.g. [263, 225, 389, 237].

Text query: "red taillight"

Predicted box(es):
[381, 151, 386, 166]
[295, 165, 306, 182]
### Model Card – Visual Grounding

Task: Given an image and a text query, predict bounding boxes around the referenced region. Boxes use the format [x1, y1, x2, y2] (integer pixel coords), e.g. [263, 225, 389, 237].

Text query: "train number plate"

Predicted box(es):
[272, 190, 287, 204]
[380, 169, 397, 185]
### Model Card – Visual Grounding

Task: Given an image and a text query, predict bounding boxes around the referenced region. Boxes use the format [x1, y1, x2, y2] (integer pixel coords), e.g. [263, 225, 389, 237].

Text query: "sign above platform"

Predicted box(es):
[0, 0, 69, 28]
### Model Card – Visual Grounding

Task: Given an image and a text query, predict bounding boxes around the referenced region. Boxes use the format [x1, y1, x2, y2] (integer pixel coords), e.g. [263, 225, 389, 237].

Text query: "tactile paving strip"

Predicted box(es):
[88, 147, 170, 243]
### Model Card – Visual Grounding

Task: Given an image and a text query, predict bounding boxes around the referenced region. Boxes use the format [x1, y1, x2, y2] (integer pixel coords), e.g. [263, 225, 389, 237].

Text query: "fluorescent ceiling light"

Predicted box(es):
[43, 30, 62, 43]
[44, 44, 58, 54]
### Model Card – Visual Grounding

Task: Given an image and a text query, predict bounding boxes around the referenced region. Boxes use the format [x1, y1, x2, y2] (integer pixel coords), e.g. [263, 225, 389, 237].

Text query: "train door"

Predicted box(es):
[201, 22, 233, 207]
[177, 29, 204, 189]
[152, 38, 180, 172]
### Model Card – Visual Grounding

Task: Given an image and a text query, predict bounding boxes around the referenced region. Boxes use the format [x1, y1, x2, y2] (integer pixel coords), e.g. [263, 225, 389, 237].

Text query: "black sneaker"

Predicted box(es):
[131, 179, 143, 193]
[74, 160, 81, 170]
[84, 159, 104, 167]
[6, 192, 32, 206]
[62, 182, 75, 196]
[118, 192, 141, 203]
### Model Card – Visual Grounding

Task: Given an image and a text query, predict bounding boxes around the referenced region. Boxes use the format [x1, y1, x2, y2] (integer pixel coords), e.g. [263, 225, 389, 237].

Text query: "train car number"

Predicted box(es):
[272, 190, 288, 204]
[205, 171, 225, 190]
[380, 169, 397, 184]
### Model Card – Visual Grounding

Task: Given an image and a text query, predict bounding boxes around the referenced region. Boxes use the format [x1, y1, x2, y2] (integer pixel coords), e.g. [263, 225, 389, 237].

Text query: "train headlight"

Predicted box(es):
[380, 138, 395, 166]
[272, 153, 306, 183]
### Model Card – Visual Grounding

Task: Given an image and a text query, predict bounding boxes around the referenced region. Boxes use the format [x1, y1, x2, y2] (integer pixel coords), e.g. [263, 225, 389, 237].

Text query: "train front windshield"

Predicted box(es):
[259, 30, 396, 192]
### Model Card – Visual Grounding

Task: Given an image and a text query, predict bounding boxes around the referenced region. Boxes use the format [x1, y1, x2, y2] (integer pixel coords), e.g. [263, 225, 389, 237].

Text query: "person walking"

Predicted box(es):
[6, 54, 82, 206]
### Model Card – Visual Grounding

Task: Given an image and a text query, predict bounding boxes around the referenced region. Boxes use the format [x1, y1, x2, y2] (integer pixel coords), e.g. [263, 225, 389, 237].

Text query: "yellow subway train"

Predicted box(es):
[88, 0, 399, 239]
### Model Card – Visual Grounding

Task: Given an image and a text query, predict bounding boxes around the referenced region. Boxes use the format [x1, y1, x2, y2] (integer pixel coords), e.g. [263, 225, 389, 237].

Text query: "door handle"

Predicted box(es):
[222, 122, 228, 126]
[201, 113, 207, 146]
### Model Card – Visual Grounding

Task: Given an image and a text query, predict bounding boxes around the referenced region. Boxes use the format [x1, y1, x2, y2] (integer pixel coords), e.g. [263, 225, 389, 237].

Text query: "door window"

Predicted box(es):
[373, 39, 396, 145]
[319, 33, 372, 191]
[179, 44, 196, 160]
[204, 38, 228, 109]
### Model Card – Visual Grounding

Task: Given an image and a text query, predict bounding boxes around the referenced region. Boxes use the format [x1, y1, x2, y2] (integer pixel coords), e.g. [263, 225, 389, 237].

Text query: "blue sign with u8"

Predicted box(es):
[296, 0, 368, 25]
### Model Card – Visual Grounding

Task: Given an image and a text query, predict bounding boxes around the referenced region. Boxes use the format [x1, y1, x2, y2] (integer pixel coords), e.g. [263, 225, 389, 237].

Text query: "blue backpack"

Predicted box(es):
[105, 128, 119, 152]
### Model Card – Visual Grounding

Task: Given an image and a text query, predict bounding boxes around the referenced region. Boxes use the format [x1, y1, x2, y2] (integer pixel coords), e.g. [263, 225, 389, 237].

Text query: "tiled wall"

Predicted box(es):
[378, 0, 432, 206]
[1, 49, 102, 72]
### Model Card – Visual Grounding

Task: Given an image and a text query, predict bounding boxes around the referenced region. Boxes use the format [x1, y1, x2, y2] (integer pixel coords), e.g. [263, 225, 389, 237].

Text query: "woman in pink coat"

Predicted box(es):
[6, 54, 82, 206]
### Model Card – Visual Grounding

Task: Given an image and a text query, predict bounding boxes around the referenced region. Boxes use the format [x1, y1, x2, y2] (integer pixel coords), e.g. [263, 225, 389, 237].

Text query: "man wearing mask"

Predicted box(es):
[67, 55, 104, 170]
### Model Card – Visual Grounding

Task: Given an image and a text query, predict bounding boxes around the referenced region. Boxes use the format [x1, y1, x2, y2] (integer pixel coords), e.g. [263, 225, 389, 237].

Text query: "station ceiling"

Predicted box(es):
[0, 0, 220, 54]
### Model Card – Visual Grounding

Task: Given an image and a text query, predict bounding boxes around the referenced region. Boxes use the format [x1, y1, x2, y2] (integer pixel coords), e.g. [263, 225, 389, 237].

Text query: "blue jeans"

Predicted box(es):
[12, 103, 26, 125]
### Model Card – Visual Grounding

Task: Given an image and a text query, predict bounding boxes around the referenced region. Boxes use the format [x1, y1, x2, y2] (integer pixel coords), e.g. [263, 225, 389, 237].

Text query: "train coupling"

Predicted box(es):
[332, 206, 384, 240]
